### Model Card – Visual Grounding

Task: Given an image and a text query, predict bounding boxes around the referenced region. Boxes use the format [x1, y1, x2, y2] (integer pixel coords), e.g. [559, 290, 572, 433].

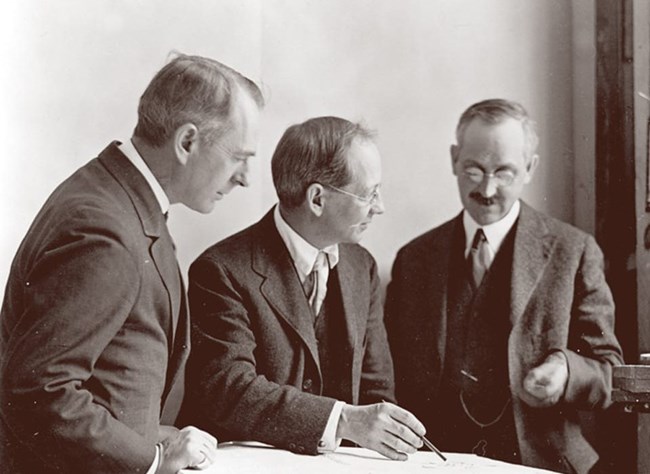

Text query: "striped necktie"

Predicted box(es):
[470, 229, 491, 287]
[306, 251, 329, 315]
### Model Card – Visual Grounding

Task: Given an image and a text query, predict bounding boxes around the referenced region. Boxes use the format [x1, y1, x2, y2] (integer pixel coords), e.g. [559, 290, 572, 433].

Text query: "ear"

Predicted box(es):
[174, 123, 199, 165]
[306, 183, 326, 217]
[523, 153, 539, 184]
[450, 144, 459, 176]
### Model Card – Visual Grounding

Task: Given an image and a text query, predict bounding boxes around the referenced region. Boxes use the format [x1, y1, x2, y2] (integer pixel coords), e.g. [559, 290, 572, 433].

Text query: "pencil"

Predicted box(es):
[421, 435, 447, 462]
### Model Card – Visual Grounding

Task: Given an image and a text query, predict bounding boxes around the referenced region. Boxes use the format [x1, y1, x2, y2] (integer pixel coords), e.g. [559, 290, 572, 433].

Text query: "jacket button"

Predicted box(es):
[318, 440, 326, 448]
[289, 443, 296, 450]
[297, 446, 305, 453]
[302, 379, 313, 391]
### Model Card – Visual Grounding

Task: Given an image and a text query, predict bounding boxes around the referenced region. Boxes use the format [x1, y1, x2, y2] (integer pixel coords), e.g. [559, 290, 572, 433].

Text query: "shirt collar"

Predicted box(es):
[273, 205, 339, 283]
[463, 199, 520, 258]
[118, 139, 170, 215]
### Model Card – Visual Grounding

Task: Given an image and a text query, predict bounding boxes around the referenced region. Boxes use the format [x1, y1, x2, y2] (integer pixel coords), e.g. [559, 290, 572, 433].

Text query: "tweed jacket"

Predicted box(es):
[0, 142, 189, 473]
[181, 208, 394, 454]
[385, 202, 623, 474]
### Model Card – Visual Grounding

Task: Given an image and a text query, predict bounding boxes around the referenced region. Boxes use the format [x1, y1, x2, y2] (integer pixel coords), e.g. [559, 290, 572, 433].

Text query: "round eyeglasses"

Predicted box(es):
[324, 184, 381, 206]
[463, 167, 516, 187]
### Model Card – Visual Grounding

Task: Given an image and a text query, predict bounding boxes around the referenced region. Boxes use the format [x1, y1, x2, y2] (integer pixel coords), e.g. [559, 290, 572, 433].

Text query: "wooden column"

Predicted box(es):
[595, 0, 649, 472]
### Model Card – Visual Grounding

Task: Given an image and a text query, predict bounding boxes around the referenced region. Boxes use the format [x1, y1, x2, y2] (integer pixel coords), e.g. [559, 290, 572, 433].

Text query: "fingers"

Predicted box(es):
[338, 403, 424, 460]
[380, 403, 425, 450]
[160, 426, 218, 472]
[385, 403, 426, 437]
[377, 440, 409, 462]
[382, 428, 421, 456]
[521, 358, 568, 407]
[184, 427, 218, 468]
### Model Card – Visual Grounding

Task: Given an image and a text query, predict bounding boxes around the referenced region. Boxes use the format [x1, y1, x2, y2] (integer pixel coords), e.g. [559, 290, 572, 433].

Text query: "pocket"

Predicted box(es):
[562, 435, 598, 474]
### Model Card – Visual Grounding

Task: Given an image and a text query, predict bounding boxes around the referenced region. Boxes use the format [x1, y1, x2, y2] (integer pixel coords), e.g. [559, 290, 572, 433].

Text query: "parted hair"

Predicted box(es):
[271, 116, 375, 208]
[134, 52, 264, 147]
[455, 98, 539, 161]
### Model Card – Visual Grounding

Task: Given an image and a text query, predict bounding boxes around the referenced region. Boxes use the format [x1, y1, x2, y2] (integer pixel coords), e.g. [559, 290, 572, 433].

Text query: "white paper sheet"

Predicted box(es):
[181, 442, 559, 473]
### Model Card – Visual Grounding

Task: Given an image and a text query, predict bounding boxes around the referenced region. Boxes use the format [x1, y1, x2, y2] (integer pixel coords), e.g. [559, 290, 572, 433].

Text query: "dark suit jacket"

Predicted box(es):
[385, 202, 623, 474]
[181, 208, 394, 454]
[0, 142, 189, 473]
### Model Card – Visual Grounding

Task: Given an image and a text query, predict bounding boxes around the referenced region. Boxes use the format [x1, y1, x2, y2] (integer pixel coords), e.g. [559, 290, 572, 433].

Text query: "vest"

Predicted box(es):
[313, 268, 352, 403]
[433, 221, 520, 463]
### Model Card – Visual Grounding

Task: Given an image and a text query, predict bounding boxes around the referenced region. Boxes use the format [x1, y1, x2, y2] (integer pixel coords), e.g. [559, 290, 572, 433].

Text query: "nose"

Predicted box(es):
[478, 174, 498, 198]
[233, 161, 250, 188]
[370, 192, 385, 215]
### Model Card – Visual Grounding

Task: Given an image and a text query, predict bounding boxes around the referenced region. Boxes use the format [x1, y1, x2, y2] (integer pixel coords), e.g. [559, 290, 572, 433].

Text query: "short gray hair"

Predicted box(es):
[134, 52, 264, 147]
[271, 116, 375, 208]
[455, 98, 539, 161]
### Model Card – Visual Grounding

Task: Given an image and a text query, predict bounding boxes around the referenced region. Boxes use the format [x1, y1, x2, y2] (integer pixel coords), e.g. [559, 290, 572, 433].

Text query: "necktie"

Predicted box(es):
[306, 251, 329, 315]
[470, 229, 491, 287]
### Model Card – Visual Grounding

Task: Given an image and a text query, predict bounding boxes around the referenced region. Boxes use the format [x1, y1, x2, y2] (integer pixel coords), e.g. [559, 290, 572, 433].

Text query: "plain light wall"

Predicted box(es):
[1, 0, 577, 292]
[260, 0, 575, 283]
[0, 0, 265, 290]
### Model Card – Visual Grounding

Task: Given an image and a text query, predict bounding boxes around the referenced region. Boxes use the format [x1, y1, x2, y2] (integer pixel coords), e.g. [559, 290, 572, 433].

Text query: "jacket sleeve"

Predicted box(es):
[1, 211, 156, 473]
[358, 255, 396, 405]
[185, 256, 336, 455]
[559, 235, 624, 409]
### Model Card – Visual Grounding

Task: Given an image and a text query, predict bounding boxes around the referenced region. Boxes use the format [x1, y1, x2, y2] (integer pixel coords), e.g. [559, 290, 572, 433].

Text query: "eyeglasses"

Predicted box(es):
[463, 167, 516, 187]
[324, 184, 381, 206]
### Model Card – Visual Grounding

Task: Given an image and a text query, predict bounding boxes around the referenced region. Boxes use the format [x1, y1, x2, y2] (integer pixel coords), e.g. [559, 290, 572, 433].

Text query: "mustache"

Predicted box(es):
[470, 192, 499, 206]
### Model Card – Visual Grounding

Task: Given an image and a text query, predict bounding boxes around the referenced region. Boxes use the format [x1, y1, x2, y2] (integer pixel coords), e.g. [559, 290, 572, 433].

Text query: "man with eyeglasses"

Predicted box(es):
[180, 116, 426, 460]
[385, 99, 622, 474]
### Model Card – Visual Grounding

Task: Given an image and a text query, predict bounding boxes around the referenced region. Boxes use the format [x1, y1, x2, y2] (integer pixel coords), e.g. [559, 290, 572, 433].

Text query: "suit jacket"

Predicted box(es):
[181, 208, 394, 454]
[385, 202, 623, 474]
[0, 142, 189, 473]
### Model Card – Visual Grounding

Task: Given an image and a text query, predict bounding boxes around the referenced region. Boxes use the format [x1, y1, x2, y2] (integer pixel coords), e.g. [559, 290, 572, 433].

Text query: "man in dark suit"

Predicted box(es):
[385, 99, 623, 474]
[0, 53, 264, 473]
[182, 116, 426, 461]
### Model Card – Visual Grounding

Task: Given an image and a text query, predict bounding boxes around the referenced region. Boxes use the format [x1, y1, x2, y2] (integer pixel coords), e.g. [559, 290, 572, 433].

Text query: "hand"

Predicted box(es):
[521, 351, 569, 408]
[336, 402, 425, 461]
[157, 426, 218, 473]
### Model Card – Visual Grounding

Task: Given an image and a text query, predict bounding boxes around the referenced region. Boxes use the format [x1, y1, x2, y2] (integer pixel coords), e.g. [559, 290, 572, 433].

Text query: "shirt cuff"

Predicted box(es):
[317, 401, 345, 452]
[145, 444, 161, 474]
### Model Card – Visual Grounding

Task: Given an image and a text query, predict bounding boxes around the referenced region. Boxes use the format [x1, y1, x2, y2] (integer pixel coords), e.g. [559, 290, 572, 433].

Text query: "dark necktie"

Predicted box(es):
[470, 229, 491, 287]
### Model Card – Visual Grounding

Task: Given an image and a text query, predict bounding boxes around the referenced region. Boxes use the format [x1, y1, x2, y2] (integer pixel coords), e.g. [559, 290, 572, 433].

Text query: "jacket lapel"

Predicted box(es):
[99, 142, 179, 341]
[335, 247, 361, 359]
[431, 217, 459, 377]
[510, 202, 556, 326]
[253, 210, 321, 370]
[99, 142, 184, 381]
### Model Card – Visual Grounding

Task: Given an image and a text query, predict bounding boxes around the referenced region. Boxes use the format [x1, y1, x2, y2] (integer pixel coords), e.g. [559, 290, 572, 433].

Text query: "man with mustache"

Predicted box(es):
[181, 116, 426, 460]
[385, 99, 623, 474]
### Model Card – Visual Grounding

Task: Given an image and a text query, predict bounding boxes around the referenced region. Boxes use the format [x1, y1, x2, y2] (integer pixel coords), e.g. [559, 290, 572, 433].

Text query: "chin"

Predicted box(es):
[346, 232, 364, 244]
[467, 205, 503, 226]
[196, 202, 216, 214]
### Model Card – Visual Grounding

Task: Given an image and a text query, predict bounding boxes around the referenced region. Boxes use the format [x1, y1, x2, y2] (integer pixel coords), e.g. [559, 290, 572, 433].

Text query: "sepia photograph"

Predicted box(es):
[0, 1, 648, 472]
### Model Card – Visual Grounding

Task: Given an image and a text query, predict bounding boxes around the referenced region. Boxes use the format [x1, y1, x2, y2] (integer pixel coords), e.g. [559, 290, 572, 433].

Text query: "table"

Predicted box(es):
[182, 442, 559, 473]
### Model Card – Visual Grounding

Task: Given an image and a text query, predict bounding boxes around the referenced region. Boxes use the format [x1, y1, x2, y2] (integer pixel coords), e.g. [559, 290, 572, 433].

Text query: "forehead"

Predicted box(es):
[458, 117, 526, 164]
[345, 138, 382, 187]
[221, 87, 261, 149]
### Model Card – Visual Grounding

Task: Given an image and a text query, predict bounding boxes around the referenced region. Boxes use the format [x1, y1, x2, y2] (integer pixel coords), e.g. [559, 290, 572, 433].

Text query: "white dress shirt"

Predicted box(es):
[118, 139, 170, 216]
[463, 199, 521, 265]
[273, 205, 344, 452]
